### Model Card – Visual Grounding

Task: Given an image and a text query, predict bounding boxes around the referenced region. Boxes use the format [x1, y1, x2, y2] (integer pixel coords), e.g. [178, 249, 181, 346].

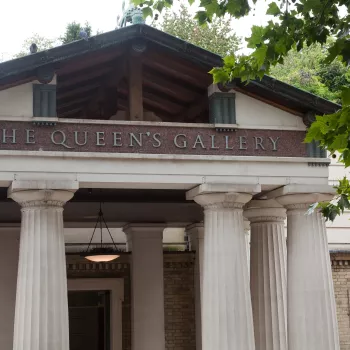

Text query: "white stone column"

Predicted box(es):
[244, 218, 251, 274]
[245, 200, 287, 350]
[193, 192, 255, 350]
[123, 224, 166, 350]
[186, 223, 204, 350]
[9, 187, 74, 350]
[277, 193, 340, 350]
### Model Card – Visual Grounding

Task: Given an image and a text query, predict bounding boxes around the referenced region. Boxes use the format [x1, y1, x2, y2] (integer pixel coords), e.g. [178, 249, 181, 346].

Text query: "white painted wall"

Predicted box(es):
[0, 228, 19, 350]
[0, 83, 33, 118]
[0, 77, 56, 119]
[327, 154, 350, 249]
[234, 91, 306, 130]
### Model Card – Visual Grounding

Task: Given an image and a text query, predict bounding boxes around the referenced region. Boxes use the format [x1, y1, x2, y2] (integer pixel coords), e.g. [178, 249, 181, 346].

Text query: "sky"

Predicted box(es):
[0, 0, 271, 61]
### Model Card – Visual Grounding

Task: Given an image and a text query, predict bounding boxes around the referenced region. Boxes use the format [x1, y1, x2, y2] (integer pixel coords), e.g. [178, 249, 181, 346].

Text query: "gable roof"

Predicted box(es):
[0, 24, 340, 117]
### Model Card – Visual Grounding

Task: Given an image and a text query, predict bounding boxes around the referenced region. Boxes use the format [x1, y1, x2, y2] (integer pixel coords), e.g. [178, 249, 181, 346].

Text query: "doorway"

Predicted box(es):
[67, 278, 124, 350]
[68, 290, 110, 350]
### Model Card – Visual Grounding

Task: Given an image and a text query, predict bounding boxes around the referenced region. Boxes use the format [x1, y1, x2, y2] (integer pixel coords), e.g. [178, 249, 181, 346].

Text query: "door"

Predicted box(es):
[68, 290, 110, 350]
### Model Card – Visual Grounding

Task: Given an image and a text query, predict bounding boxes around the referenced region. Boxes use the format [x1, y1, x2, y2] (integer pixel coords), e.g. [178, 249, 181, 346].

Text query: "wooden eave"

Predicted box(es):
[0, 24, 340, 119]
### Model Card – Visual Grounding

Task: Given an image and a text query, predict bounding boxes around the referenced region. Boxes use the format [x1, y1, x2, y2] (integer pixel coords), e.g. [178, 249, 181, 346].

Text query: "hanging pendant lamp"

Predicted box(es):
[82, 203, 121, 262]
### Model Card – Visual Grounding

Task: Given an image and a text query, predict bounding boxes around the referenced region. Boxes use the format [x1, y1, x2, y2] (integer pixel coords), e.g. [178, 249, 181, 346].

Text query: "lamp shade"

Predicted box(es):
[84, 254, 120, 262]
[81, 247, 121, 262]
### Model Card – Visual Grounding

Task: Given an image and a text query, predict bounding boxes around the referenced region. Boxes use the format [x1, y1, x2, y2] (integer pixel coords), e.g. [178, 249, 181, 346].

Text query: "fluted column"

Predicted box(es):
[9, 188, 74, 350]
[277, 193, 340, 350]
[186, 223, 204, 350]
[244, 218, 251, 274]
[245, 200, 287, 350]
[194, 192, 255, 350]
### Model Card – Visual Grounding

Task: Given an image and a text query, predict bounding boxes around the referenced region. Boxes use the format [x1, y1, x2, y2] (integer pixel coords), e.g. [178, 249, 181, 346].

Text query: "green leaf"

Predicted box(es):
[330, 134, 348, 150]
[142, 7, 153, 19]
[188, 0, 195, 4]
[132, 0, 144, 5]
[266, 2, 281, 16]
[223, 55, 235, 68]
[247, 26, 265, 48]
[252, 44, 268, 68]
[155, 1, 164, 13]
[210, 67, 229, 84]
[195, 11, 208, 25]
[338, 194, 350, 212]
[305, 122, 323, 142]
[342, 88, 350, 106]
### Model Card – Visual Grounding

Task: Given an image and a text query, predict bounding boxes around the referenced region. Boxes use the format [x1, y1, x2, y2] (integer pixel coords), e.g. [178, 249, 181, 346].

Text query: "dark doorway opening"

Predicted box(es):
[68, 290, 111, 350]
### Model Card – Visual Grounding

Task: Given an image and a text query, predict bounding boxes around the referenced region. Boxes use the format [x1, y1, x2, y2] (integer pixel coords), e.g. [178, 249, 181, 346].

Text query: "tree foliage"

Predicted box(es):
[133, 0, 350, 221]
[14, 34, 57, 58]
[270, 42, 350, 104]
[60, 21, 93, 44]
[157, 4, 240, 56]
[15, 22, 97, 58]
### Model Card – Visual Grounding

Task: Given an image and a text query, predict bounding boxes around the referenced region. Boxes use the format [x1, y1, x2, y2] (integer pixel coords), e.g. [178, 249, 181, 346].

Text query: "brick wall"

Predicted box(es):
[164, 253, 196, 350]
[66, 252, 196, 350]
[331, 253, 350, 350]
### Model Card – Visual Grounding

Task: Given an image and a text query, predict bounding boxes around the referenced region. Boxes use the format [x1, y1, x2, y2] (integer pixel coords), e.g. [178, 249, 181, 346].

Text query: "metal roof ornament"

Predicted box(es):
[119, 0, 145, 27]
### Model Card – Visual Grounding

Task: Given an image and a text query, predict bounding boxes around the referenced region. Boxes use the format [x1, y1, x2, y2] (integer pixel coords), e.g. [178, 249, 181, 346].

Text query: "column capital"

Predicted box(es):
[8, 180, 77, 208]
[123, 223, 165, 238]
[186, 183, 261, 200]
[264, 184, 334, 208]
[193, 192, 252, 210]
[9, 190, 74, 208]
[244, 199, 286, 223]
[276, 193, 334, 209]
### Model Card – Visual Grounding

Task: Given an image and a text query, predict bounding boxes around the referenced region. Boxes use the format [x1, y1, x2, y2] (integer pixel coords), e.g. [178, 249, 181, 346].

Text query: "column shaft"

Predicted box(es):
[186, 224, 204, 350]
[195, 193, 255, 350]
[285, 202, 339, 350]
[246, 202, 287, 350]
[10, 189, 73, 350]
[123, 224, 165, 350]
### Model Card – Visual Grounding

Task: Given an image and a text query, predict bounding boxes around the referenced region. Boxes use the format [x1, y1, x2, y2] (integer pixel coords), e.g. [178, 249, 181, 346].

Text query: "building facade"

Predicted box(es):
[0, 23, 348, 350]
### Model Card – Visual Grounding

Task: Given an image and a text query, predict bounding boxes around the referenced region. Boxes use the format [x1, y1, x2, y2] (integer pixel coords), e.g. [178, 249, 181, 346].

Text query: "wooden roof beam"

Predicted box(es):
[128, 52, 143, 121]
[59, 107, 83, 118]
[57, 83, 100, 100]
[178, 95, 208, 121]
[58, 66, 113, 88]
[143, 70, 201, 103]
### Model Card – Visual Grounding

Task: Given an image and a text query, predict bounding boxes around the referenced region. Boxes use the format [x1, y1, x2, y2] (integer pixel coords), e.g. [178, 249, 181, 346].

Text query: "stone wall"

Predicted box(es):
[331, 253, 350, 350]
[66, 252, 196, 350]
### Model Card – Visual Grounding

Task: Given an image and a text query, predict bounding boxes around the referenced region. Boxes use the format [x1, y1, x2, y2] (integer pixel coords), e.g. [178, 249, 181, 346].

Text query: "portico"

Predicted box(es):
[1, 169, 340, 350]
[0, 21, 342, 350]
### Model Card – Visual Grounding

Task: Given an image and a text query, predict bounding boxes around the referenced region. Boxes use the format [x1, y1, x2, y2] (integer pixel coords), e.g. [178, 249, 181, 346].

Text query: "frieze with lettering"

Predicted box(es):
[0, 121, 307, 157]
